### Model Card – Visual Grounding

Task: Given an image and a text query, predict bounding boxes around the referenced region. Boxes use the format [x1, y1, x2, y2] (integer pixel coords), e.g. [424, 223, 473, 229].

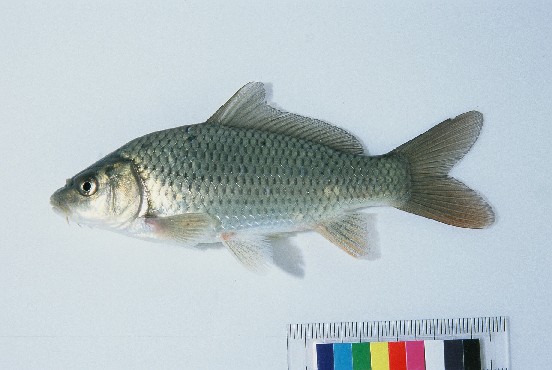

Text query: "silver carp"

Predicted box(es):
[51, 82, 494, 269]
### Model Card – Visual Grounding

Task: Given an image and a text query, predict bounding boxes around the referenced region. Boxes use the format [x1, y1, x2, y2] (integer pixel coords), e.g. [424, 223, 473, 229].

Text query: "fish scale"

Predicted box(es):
[117, 123, 409, 232]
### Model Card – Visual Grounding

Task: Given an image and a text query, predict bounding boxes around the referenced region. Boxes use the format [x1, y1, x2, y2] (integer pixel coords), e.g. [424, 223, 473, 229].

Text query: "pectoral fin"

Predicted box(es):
[316, 213, 380, 259]
[220, 232, 273, 271]
[145, 213, 215, 245]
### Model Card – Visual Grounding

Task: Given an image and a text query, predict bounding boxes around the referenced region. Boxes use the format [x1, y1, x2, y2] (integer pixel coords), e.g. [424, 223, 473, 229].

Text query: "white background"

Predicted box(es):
[1, 1, 551, 369]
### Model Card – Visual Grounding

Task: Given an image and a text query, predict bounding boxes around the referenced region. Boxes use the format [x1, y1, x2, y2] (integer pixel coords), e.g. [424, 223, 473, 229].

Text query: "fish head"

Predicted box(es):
[50, 158, 142, 230]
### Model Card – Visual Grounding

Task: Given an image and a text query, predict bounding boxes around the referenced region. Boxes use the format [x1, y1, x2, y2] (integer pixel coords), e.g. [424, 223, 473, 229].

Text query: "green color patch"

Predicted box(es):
[352, 342, 371, 370]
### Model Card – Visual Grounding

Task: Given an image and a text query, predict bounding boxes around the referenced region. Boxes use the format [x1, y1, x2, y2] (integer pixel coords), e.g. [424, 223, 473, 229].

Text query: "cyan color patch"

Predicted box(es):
[333, 343, 353, 370]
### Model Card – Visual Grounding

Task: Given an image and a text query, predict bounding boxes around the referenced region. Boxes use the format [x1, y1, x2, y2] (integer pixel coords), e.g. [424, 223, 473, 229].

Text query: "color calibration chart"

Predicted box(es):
[287, 316, 509, 370]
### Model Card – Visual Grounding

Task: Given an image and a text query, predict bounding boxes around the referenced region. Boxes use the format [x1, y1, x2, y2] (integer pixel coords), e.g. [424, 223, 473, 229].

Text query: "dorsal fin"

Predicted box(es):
[207, 82, 365, 155]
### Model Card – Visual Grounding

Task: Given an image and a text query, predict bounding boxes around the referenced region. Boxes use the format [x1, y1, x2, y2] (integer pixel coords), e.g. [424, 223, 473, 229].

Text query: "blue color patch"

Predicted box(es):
[316, 343, 334, 370]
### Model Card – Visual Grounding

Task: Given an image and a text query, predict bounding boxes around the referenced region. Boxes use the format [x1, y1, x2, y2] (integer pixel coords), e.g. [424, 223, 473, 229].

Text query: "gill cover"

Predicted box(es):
[51, 159, 143, 229]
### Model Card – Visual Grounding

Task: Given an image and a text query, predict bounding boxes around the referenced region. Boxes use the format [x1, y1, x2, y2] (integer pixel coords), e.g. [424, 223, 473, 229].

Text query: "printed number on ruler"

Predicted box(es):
[287, 316, 509, 370]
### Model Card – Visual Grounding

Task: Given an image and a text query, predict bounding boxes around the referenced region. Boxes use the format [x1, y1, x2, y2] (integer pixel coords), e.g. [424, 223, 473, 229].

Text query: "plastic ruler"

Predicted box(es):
[287, 316, 509, 370]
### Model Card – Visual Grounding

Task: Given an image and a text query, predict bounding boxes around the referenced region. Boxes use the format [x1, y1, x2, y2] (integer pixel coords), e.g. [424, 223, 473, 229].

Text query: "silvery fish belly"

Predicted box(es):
[50, 82, 494, 270]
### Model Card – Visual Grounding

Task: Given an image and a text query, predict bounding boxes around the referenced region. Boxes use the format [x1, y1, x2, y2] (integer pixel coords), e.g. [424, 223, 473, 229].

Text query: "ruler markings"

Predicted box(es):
[287, 316, 509, 370]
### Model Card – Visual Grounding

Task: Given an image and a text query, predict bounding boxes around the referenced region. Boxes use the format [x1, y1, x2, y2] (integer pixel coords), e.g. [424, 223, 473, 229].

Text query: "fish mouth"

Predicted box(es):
[50, 189, 71, 218]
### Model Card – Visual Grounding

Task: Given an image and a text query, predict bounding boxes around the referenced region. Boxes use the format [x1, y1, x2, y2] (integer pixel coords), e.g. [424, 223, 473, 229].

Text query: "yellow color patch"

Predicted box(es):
[370, 342, 390, 370]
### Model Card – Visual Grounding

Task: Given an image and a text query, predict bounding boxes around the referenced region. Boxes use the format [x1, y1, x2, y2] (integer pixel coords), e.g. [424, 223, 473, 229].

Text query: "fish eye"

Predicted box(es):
[78, 177, 98, 196]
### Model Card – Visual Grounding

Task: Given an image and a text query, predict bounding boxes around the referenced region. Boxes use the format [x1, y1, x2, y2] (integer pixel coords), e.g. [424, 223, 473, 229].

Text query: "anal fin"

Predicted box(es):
[316, 213, 379, 259]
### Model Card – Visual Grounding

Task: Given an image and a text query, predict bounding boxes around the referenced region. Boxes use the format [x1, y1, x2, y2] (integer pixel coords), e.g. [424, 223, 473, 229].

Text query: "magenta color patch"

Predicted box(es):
[405, 341, 425, 370]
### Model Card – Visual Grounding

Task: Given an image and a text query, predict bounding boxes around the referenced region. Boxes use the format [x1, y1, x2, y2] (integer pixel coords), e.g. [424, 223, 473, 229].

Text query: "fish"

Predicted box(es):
[50, 82, 494, 270]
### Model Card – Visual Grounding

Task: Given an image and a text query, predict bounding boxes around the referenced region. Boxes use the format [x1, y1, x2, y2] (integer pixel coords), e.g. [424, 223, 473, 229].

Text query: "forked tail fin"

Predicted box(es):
[392, 111, 495, 228]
